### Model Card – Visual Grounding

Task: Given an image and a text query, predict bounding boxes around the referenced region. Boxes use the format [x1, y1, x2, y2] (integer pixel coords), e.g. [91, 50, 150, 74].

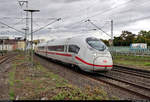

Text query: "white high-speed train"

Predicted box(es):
[35, 35, 113, 72]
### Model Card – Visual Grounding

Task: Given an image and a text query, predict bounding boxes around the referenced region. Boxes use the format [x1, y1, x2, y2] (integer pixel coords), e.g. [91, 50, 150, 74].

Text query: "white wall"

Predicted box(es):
[0, 45, 13, 51]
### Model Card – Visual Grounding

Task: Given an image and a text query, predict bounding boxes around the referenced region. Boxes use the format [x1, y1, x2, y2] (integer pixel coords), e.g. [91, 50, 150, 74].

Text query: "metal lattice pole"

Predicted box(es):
[24, 9, 40, 66]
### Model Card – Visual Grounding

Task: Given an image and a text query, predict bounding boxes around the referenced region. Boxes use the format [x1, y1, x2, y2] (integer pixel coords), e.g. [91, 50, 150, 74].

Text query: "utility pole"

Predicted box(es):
[2, 40, 4, 56]
[22, 28, 28, 53]
[111, 20, 113, 46]
[24, 9, 40, 66]
[19, 1, 29, 54]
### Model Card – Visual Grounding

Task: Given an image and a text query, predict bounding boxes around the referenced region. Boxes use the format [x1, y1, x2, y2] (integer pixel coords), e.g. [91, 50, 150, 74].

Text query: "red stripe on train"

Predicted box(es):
[75, 56, 112, 67]
[39, 51, 72, 57]
[38, 50, 112, 67]
[55, 53, 72, 57]
[47, 51, 56, 54]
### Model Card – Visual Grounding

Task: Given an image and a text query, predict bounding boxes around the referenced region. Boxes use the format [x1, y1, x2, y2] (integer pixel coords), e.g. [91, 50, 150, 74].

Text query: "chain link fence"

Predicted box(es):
[109, 46, 150, 56]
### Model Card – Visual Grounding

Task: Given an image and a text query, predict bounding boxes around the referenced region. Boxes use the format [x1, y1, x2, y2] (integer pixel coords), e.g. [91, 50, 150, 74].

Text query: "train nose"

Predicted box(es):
[93, 56, 113, 71]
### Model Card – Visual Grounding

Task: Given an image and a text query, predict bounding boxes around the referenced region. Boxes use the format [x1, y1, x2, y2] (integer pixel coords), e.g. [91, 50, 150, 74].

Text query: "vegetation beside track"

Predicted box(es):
[8, 53, 118, 100]
[113, 55, 150, 70]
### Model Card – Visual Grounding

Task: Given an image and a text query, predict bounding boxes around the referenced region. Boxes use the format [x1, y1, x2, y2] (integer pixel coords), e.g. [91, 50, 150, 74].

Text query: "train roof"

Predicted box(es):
[37, 34, 101, 46]
[46, 34, 99, 42]
[37, 42, 47, 46]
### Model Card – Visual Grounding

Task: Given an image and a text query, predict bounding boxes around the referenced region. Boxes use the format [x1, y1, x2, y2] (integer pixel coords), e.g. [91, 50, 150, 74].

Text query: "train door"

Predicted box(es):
[71, 53, 76, 64]
[64, 38, 72, 63]
[45, 43, 48, 57]
[68, 45, 80, 64]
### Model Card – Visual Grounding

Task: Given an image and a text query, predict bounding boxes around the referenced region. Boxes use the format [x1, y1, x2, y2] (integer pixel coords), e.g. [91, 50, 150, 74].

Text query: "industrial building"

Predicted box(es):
[0, 37, 26, 51]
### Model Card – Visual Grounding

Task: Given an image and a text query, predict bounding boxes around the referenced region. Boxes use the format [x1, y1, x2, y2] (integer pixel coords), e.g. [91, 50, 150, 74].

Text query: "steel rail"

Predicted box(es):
[114, 65, 150, 73]
[112, 68, 150, 79]
[90, 76, 150, 99]
[0, 54, 17, 64]
[98, 73, 150, 90]
[35, 54, 150, 99]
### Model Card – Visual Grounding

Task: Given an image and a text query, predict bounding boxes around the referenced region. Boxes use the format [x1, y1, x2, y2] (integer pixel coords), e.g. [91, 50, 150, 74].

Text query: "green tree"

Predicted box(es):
[113, 31, 135, 46]
[101, 39, 109, 46]
[138, 30, 150, 46]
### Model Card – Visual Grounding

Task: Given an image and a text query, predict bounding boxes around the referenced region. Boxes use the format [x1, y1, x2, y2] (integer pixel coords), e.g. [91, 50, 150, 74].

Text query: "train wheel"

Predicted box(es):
[74, 65, 81, 72]
[103, 71, 109, 73]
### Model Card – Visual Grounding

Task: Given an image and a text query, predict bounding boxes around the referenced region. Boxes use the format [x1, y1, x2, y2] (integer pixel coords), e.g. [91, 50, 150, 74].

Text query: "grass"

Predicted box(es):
[8, 63, 17, 100]
[113, 55, 150, 70]
[8, 53, 118, 100]
[144, 62, 150, 66]
[113, 55, 150, 61]
[8, 54, 28, 100]
[51, 85, 115, 100]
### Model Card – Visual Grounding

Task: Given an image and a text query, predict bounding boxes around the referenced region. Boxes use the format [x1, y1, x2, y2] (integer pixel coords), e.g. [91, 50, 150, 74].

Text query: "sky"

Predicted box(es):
[0, 0, 150, 41]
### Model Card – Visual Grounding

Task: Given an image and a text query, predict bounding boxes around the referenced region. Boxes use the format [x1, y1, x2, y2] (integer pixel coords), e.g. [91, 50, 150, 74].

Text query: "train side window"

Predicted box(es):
[68, 45, 80, 54]
[64, 45, 67, 52]
[48, 45, 64, 52]
[48, 46, 55, 51]
[56, 45, 64, 52]
[86, 37, 106, 51]
[38, 46, 44, 50]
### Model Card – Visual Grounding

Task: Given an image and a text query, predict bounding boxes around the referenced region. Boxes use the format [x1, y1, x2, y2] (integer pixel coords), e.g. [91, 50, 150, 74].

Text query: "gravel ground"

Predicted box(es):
[34, 54, 146, 100]
[0, 53, 147, 100]
[114, 63, 150, 71]
[0, 57, 14, 100]
[109, 71, 150, 87]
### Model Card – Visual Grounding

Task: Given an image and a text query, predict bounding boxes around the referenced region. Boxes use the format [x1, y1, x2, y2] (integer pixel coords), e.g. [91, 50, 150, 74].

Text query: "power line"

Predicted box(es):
[88, 0, 133, 19]
[65, 0, 134, 28]
[62, 0, 150, 35]
[62, 0, 99, 20]
[12, 18, 25, 27]
[100, 21, 108, 29]
[0, 21, 24, 35]
[33, 21, 41, 28]
[32, 18, 61, 34]
[85, 19, 111, 37]
[0, 17, 58, 20]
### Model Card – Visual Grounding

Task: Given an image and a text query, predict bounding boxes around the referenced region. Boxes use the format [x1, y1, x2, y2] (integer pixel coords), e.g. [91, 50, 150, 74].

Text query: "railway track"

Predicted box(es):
[108, 71, 150, 87]
[0, 54, 10, 64]
[113, 65, 150, 79]
[73, 69, 150, 99]
[91, 65, 150, 99]
[35, 54, 150, 99]
[0, 52, 18, 73]
[94, 73, 150, 99]
[0, 53, 17, 64]
[90, 74, 150, 99]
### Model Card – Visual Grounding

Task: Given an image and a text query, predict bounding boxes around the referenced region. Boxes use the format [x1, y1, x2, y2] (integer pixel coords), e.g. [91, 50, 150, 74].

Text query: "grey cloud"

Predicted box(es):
[49, 0, 84, 3]
[0, 0, 150, 40]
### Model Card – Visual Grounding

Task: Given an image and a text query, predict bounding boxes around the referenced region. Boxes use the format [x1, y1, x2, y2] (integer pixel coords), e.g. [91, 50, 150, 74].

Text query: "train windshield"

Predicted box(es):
[86, 37, 106, 51]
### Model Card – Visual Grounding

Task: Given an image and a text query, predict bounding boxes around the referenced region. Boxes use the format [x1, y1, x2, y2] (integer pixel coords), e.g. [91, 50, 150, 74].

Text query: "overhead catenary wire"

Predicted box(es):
[0, 21, 25, 35]
[0, 17, 25, 27]
[0, 17, 61, 36]
[32, 0, 149, 36]
[65, 0, 134, 28]
[85, 19, 111, 37]
[60, 0, 150, 35]
[12, 18, 25, 28]
[0, 17, 58, 20]
[33, 21, 41, 28]
[61, 0, 99, 20]
[33, 18, 60, 28]
[87, 0, 133, 19]
[31, 18, 61, 34]
[4, 0, 147, 38]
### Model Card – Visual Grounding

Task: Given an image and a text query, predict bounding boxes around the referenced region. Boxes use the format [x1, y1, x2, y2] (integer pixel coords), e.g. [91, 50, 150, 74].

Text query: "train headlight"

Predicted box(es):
[92, 53, 97, 56]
